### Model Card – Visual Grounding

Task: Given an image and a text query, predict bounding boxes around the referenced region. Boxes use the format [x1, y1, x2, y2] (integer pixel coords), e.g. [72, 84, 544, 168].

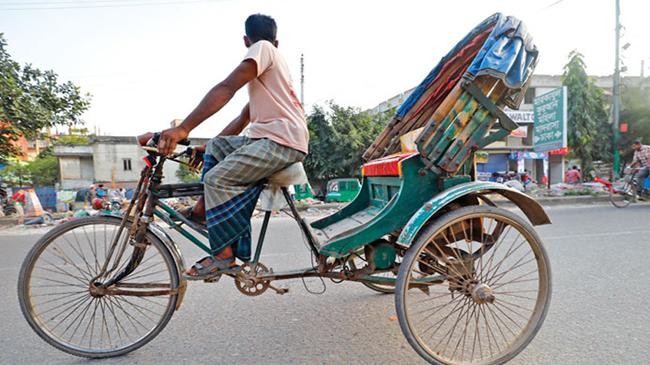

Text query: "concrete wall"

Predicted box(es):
[92, 142, 184, 186]
[55, 136, 214, 189]
[92, 143, 146, 184]
[58, 156, 94, 189]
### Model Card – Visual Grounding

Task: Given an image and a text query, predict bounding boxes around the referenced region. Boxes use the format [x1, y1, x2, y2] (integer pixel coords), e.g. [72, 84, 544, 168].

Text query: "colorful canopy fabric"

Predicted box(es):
[364, 13, 538, 161]
[397, 13, 537, 118]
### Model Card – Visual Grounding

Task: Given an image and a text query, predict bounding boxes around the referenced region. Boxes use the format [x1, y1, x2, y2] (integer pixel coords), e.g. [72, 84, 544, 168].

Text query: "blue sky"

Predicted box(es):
[1, 0, 648, 138]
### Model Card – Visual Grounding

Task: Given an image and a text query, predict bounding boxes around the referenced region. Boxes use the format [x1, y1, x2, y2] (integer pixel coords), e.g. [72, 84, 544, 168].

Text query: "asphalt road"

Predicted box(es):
[1, 203, 649, 364]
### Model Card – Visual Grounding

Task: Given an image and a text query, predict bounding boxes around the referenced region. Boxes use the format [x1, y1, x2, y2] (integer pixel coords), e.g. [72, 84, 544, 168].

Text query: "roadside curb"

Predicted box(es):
[0, 217, 19, 227]
[499, 195, 613, 207]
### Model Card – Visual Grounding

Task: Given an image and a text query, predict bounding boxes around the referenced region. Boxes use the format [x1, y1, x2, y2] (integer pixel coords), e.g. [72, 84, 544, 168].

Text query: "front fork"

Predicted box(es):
[94, 161, 163, 289]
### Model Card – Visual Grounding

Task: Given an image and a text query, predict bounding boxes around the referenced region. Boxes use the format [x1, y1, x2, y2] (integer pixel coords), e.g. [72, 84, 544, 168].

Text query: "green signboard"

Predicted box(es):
[533, 87, 567, 152]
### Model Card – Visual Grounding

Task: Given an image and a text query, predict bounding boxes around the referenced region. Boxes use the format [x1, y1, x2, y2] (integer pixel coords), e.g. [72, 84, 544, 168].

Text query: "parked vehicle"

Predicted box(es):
[324, 178, 361, 202]
[293, 183, 314, 200]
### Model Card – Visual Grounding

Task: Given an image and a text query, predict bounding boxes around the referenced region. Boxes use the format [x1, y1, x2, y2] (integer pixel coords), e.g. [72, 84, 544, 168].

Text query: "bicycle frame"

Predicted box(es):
[93, 151, 404, 292]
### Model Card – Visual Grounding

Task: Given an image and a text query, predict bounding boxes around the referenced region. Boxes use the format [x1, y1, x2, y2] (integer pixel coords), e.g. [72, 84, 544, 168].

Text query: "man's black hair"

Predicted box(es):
[245, 14, 277, 43]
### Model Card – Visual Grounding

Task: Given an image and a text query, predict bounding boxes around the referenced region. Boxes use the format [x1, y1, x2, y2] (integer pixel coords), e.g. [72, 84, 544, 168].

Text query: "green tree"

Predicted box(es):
[303, 101, 390, 187]
[562, 51, 612, 172]
[56, 134, 89, 146]
[0, 159, 31, 186]
[176, 163, 200, 183]
[0, 33, 91, 162]
[621, 84, 650, 162]
[28, 148, 59, 186]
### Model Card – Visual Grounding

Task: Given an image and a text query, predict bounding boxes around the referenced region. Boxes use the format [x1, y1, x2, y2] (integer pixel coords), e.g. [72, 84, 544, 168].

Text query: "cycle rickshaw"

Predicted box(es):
[19, 13, 551, 365]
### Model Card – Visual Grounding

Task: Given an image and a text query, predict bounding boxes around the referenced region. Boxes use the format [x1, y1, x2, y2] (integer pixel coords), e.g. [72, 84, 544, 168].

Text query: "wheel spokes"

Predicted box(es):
[25, 220, 176, 354]
[402, 212, 546, 363]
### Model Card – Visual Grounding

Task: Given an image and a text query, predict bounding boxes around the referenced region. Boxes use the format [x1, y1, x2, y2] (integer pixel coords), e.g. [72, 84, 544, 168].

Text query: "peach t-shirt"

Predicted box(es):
[244, 40, 309, 154]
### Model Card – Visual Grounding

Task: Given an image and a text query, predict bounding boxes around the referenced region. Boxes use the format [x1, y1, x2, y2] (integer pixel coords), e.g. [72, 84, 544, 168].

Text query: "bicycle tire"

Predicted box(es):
[396, 206, 551, 365]
[18, 216, 179, 358]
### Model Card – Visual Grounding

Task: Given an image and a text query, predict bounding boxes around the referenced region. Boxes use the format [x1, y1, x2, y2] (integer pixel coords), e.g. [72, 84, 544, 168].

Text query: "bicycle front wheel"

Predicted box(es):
[18, 216, 179, 358]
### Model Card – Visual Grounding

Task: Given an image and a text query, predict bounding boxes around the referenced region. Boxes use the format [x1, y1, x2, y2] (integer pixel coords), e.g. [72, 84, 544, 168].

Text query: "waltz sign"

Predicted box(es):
[533, 87, 567, 152]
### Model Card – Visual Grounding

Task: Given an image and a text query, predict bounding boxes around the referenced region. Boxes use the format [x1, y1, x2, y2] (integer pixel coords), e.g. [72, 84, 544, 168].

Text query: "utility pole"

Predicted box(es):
[612, 0, 621, 177]
[300, 53, 305, 106]
[642, 59, 645, 78]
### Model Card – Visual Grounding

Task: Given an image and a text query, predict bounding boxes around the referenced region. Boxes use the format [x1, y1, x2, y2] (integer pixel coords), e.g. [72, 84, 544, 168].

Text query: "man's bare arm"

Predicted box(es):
[157, 59, 257, 155]
[219, 103, 250, 136]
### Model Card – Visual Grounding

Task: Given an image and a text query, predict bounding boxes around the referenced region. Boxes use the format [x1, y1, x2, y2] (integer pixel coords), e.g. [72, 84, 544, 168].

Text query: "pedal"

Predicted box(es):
[268, 283, 289, 295]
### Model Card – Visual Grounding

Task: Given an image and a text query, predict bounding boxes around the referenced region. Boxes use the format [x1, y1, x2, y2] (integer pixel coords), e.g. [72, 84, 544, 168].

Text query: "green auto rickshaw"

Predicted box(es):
[325, 178, 361, 202]
[292, 183, 314, 201]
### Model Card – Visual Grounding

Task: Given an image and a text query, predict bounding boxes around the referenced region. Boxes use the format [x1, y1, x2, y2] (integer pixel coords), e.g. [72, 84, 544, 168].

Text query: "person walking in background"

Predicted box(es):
[564, 165, 581, 184]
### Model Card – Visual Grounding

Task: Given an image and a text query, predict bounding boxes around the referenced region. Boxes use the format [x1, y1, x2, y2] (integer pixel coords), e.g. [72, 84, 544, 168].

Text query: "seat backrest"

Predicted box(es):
[363, 13, 538, 176]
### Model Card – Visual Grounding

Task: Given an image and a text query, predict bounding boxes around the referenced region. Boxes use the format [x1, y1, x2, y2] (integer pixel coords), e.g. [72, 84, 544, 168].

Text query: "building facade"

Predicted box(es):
[54, 136, 210, 190]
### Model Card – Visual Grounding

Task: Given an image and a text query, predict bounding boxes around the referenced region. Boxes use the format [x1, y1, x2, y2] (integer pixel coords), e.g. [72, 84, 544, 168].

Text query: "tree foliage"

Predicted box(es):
[0, 33, 91, 162]
[0, 159, 31, 187]
[561, 51, 612, 172]
[0, 148, 58, 187]
[621, 84, 650, 162]
[28, 148, 59, 186]
[303, 101, 390, 186]
[176, 163, 200, 183]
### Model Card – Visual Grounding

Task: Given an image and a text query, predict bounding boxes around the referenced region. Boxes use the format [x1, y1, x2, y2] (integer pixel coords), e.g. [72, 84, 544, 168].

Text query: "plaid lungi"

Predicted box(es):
[201, 136, 305, 261]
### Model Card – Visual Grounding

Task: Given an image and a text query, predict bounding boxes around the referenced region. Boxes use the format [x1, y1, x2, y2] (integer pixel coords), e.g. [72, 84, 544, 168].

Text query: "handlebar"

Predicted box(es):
[150, 132, 191, 147]
[137, 132, 191, 157]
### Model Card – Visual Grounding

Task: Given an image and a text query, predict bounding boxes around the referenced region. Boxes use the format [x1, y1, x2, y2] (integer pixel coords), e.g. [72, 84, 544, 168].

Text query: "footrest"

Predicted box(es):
[311, 205, 383, 245]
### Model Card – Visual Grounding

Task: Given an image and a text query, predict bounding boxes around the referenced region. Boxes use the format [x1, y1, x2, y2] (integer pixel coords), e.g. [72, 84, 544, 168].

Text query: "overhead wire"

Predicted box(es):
[0, 0, 224, 11]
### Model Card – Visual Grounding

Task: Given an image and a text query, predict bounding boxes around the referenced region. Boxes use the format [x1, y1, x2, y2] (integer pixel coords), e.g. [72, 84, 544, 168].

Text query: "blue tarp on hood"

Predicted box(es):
[467, 14, 538, 106]
[396, 13, 538, 118]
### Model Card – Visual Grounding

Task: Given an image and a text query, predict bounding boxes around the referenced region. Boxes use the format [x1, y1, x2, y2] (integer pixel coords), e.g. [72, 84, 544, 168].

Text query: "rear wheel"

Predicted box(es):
[610, 181, 636, 208]
[18, 216, 179, 358]
[396, 206, 551, 365]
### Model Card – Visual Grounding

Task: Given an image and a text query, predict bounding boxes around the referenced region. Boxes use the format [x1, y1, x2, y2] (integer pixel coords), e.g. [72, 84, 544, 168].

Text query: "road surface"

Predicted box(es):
[0, 204, 649, 364]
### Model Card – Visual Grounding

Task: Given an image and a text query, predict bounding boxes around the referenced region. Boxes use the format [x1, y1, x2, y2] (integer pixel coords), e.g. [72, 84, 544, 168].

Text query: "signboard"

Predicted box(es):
[511, 151, 548, 160]
[548, 147, 569, 155]
[533, 87, 567, 152]
[505, 110, 534, 124]
[510, 126, 528, 138]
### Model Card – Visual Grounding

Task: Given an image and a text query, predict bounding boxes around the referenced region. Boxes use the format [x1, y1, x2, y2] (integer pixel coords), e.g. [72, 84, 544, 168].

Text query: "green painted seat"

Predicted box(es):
[310, 153, 449, 257]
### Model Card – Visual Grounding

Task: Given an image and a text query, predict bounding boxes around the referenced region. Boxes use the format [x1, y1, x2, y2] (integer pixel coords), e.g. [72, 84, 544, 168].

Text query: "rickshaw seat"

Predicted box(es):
[267, 162, 308, 188]
[361, 153, 417, 177]
[259, 162, 309, 211]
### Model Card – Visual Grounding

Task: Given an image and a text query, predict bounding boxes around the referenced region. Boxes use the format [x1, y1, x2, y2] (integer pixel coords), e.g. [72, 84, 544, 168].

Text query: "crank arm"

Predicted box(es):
[268, 283, 289, 295]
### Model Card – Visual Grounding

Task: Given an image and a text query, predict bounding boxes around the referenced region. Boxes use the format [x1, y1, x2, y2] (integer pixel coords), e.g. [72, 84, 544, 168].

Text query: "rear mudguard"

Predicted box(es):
[397, 181, 551, 247]
[101, 214, 188, 310]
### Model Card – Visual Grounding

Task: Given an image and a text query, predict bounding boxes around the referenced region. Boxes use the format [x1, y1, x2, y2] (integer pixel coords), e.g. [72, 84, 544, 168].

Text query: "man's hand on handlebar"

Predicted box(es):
[158, 126, 190, 156]
[187, 145, 205, 172]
